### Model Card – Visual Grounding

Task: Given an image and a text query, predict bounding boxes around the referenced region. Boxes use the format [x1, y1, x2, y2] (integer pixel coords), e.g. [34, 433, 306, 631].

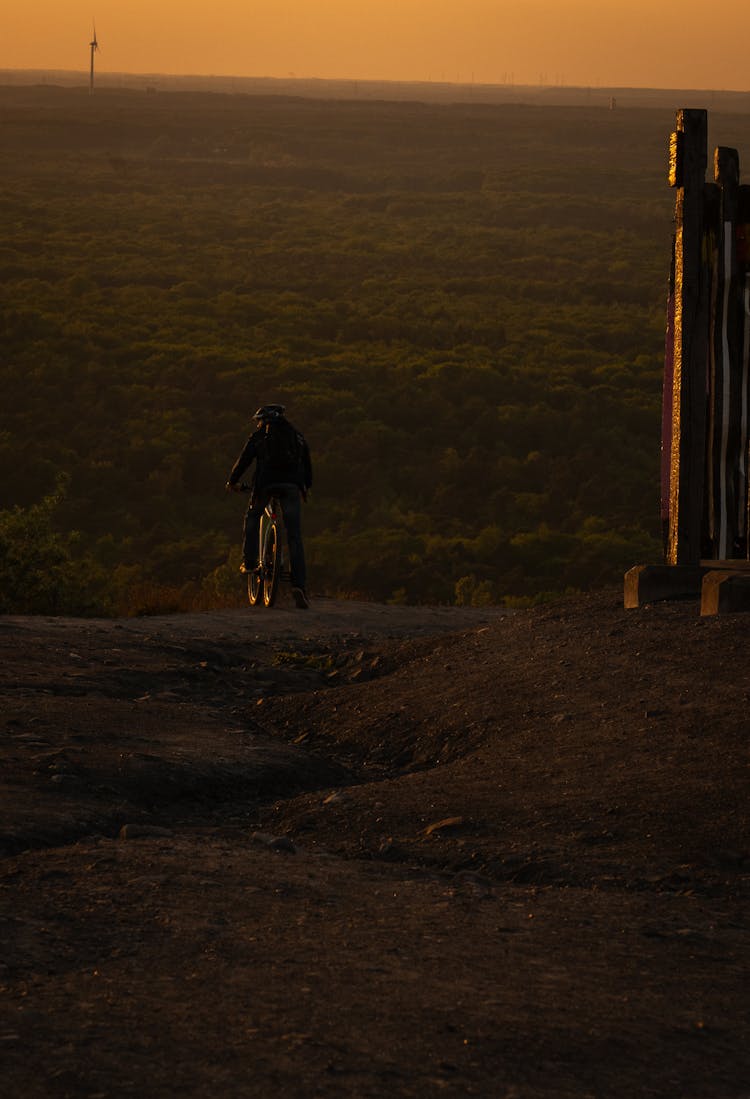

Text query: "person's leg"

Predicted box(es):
[278, 485, 307, 592]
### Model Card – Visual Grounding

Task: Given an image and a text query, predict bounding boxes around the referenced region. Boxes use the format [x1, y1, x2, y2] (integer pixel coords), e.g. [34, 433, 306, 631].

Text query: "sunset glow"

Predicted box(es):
[3, 0, 749, 91]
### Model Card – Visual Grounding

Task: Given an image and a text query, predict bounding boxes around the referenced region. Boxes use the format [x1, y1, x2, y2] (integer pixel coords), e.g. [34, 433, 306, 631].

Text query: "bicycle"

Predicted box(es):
[239, 484, 290, 608]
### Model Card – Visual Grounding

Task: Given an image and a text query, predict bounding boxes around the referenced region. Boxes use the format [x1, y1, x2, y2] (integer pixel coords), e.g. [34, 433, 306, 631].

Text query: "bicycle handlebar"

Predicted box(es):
[227, 482, 308, 501]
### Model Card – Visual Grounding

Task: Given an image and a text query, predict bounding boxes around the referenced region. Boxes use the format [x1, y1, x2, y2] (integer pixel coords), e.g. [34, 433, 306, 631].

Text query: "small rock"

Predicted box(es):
[250, 831, 276, 845]
[268, 836, 296, 854]
[378, 837, 402, 858]
[250, 831, 296, 854]
[424, 816, 464, 837]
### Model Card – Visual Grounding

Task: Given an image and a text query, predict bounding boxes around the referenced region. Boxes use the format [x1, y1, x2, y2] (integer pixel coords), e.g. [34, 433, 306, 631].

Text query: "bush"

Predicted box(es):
[0, 476, 108, 615]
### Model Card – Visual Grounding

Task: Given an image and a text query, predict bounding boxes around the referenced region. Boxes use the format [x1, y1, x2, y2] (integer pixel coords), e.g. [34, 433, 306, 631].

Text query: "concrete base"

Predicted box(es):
[700, 570, 750, 615]
[623, 564, 706, 608]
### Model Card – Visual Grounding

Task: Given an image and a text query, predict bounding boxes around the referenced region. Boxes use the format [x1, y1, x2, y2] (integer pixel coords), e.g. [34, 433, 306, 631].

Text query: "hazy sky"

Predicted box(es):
[4, 1, 749, 91]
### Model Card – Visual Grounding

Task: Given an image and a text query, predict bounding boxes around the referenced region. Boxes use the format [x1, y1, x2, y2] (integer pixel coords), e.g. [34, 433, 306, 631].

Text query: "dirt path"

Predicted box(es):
[1, 592, 748, 1097]
[1, 594, 508, 642]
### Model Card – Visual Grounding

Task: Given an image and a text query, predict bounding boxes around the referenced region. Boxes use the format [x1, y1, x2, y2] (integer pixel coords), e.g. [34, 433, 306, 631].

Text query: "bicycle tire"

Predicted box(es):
[247, 566, 263, 606]
[262, 521, 281, 607]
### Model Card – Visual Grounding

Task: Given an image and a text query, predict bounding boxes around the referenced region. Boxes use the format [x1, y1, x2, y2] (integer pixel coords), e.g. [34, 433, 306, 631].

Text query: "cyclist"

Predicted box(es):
[226, 404, 313, 609]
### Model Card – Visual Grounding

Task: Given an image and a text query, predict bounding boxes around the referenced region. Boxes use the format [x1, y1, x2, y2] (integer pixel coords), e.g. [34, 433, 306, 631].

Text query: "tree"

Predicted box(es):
[0, 476, 106, 615]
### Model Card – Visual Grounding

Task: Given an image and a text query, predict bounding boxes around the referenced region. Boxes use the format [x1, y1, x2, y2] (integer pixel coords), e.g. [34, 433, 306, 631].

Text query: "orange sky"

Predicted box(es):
[3, 1, 749, 91]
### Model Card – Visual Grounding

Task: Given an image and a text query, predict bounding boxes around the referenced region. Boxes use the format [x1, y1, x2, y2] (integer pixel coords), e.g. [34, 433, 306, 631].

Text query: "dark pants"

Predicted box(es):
[243, 483, 306, 590]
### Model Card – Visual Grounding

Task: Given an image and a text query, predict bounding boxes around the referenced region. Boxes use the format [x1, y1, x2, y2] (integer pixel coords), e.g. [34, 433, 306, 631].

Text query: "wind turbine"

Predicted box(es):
[89, 22, 99, 94]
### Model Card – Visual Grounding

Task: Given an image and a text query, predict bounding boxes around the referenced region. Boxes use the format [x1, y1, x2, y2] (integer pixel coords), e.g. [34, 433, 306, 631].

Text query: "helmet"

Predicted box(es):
[254, 404, 285, 422]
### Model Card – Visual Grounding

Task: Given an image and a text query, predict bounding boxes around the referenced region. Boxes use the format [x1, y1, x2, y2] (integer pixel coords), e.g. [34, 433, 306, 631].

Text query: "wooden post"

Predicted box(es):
[661, 236, 676, 555]
[665, 109, 709, 565]
[738, 185, 750, 555]
[707, 148, 741, 557]
[627, 116, 750, 610]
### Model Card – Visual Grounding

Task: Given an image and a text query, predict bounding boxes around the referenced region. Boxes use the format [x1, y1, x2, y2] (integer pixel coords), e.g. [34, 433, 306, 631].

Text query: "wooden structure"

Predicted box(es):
[625, 109, 750, 613]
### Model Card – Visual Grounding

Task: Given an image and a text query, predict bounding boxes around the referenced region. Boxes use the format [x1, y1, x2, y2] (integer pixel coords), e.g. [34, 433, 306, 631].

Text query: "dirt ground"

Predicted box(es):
[1, 589, 748, 1098]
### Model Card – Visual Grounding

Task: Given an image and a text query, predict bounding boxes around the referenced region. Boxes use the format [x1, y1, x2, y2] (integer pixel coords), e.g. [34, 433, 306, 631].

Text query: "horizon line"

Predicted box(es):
[1, 66, 749, 98]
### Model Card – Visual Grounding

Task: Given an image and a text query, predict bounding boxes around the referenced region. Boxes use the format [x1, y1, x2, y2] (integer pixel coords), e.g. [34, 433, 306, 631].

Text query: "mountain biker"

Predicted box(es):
[226, 404, 313, 609]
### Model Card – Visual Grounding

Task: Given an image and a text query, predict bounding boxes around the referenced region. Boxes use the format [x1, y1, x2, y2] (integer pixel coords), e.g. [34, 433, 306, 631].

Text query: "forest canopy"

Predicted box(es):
[3, 87, 744, 613]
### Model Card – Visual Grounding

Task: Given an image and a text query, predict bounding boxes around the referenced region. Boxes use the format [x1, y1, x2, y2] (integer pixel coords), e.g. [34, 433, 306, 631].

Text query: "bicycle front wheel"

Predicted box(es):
[262, 521, 280, 607]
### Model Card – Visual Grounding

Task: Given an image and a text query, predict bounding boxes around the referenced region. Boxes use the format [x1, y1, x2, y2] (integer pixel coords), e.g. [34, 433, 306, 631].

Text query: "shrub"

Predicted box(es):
[0, 476, 108, 615]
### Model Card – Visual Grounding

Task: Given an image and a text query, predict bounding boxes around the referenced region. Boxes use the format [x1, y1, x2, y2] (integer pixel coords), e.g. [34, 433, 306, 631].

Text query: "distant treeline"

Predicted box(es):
[5, 72, 750, 112]
[2, 88, 748, 613]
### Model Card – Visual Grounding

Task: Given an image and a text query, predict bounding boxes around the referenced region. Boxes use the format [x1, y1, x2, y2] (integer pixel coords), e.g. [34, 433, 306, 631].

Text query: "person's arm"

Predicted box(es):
[226, 435, 258, 489]
[300, 436, 312, 492]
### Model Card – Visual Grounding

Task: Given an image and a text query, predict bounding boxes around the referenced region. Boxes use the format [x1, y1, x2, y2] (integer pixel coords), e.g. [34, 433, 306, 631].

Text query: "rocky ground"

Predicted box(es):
[1, 589, 748, 1097]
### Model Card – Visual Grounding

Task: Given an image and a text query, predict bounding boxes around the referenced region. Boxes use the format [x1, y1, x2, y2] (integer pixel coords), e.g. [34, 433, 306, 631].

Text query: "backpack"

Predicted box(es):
[261, 418, 303, 481]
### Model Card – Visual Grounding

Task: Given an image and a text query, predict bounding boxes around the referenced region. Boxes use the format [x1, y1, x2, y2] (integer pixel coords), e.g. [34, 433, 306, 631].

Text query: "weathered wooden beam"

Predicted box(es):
[624, 558, 750, 607]
[738, 184, 750, 555]
[665, 109, 709, 566]
[707, 147, 742, 558]
[700, 569, 750, 614]
[661, 235, 676, 555]
[623, 563, 706, 607]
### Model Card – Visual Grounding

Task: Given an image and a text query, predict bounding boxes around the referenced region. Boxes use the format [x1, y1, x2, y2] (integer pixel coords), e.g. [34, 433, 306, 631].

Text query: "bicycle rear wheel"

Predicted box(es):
[247, 566, 263, 606]
[262, 521, 281, 607]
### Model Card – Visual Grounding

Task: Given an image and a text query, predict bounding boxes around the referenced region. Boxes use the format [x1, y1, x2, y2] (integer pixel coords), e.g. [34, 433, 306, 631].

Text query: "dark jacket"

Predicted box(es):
[228, 418, 312, 494]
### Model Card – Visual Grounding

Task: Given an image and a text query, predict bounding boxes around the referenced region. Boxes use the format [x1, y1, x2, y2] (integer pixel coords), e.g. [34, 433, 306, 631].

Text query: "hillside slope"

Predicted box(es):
[1, 591, 748, 1098]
